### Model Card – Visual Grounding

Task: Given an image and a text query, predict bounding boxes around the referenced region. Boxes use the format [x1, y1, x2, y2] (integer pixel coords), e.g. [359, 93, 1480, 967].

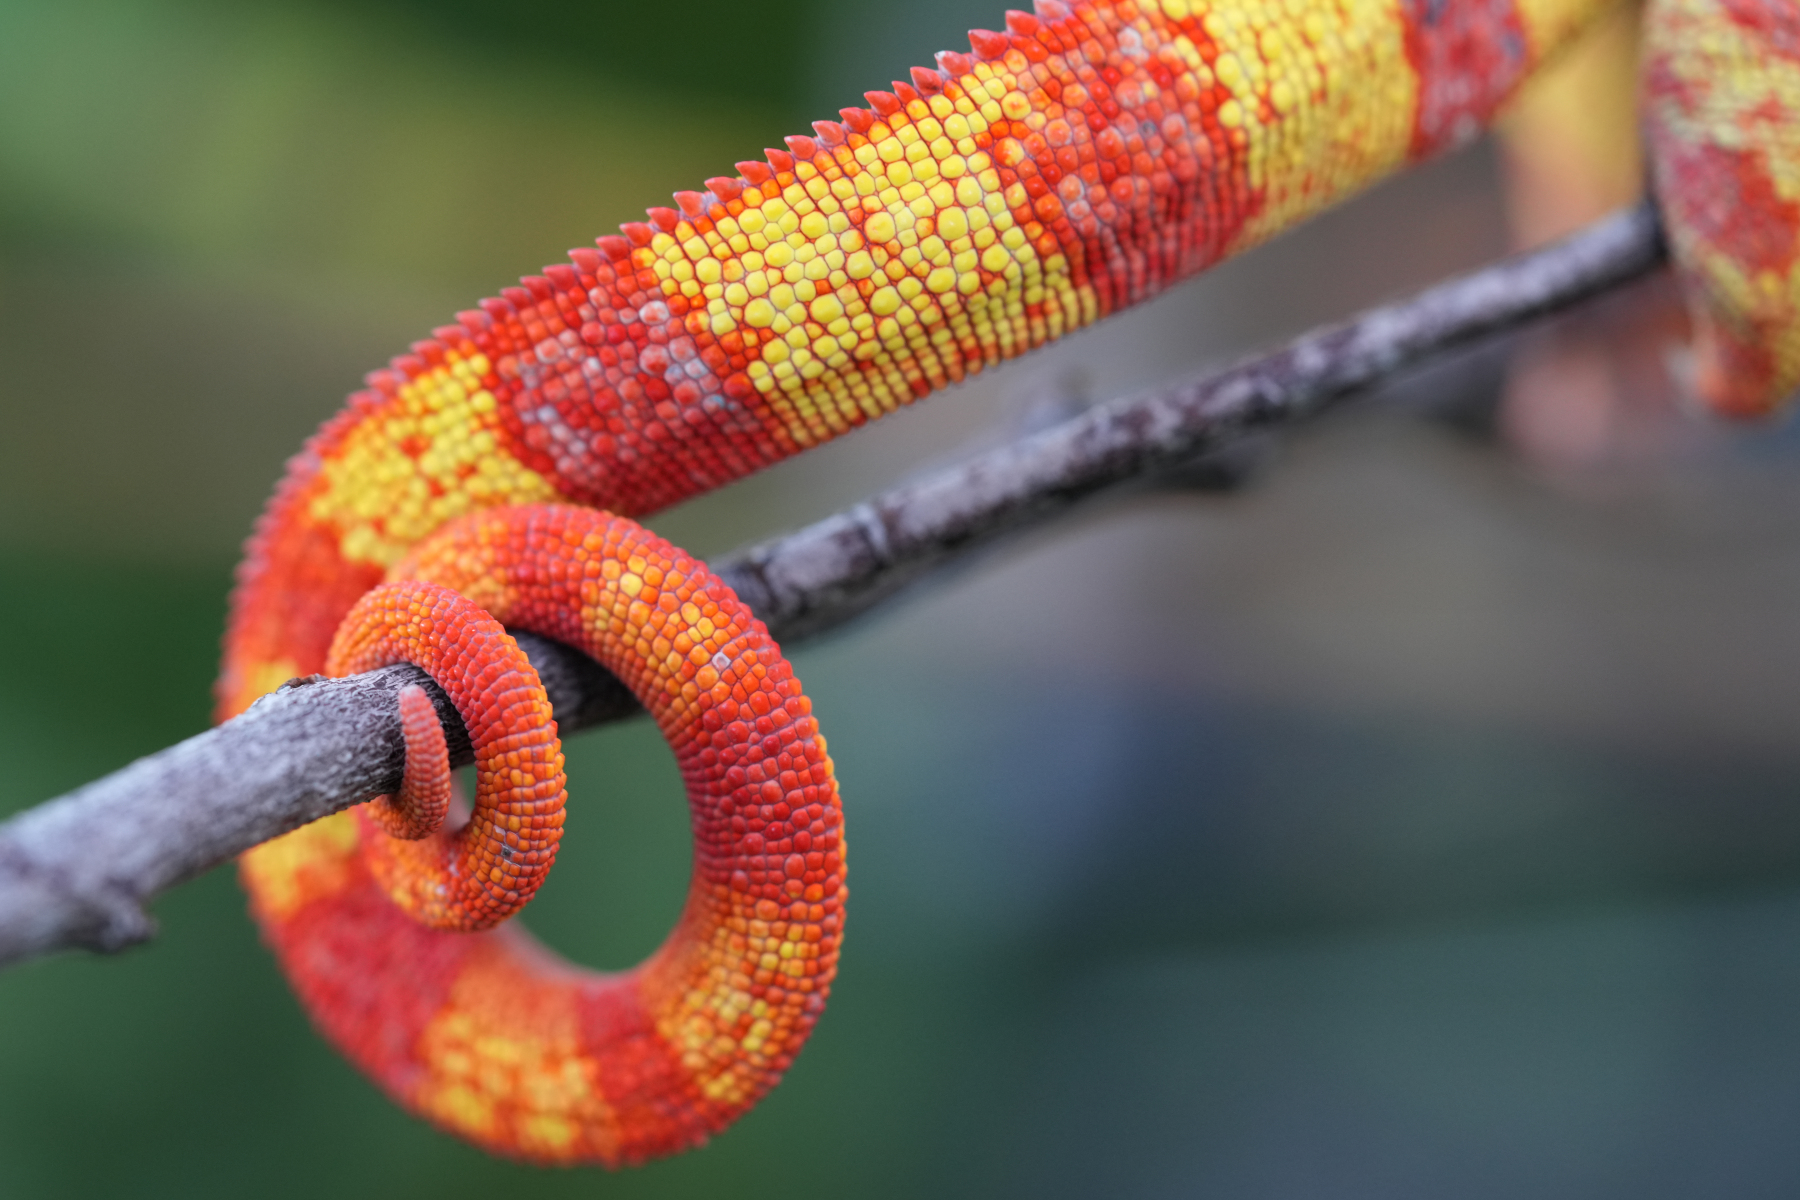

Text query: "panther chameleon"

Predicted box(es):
[218, 0, 1800, 1167]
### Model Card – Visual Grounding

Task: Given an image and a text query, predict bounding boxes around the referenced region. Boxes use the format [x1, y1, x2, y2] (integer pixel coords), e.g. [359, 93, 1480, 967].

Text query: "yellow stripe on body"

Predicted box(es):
[689, 87, 1076, 447]
[239, 811, 360, 921]
[1209, 0, 1420, 251]
[309, 350, 563, 570]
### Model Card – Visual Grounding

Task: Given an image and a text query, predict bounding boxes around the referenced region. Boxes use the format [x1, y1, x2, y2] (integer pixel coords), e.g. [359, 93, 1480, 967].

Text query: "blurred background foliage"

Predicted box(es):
[9, 0, 1800, 1196]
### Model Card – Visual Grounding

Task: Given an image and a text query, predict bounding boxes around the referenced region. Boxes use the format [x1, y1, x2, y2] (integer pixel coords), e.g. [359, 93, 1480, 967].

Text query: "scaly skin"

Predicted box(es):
[220, 0, 1798, 1168]
[325, 582, 566, 930]
[246, 507, 843, 1164]
[1645, 0, 1800, 417]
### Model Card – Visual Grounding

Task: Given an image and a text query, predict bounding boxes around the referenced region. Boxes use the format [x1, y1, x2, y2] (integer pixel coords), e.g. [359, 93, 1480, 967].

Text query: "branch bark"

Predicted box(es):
[0, 201, 1667, 969]
[714, 201, 1665, 639]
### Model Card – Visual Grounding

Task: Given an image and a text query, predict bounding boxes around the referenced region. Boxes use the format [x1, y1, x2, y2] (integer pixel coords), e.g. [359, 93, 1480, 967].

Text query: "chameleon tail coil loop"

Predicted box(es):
[241, 505, 844, 1164]
[324, 580, 567, 930]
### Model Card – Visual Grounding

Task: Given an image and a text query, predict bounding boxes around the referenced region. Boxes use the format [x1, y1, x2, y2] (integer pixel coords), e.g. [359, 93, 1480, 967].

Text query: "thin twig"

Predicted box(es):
[0, 201, 1667, 969]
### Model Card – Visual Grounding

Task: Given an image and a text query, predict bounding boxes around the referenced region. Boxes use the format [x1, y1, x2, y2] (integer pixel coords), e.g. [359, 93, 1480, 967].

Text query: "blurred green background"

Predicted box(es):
[11, 0, 1800, 1196]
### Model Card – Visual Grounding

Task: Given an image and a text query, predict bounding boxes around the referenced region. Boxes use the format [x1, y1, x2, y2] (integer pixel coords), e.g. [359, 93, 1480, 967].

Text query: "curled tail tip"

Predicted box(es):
[329, 579, 566, 933]
[373, 682, 454, 842]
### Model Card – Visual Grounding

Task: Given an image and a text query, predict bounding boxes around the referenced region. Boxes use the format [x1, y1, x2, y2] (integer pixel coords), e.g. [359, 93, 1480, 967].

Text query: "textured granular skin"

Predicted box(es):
[219, 0, 1799, 1169]
[325, 581, 566, 930]
[372, 683, 455, 841]
[1645, 0, 1800, 417]
[246, 507, 843, 1165]
[217, 0, 1616, 720]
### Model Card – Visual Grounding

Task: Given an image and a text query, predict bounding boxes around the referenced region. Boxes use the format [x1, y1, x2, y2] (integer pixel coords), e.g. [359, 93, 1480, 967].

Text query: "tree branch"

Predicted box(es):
[0, 200, 1666, 969]
[713, 201, 1665, 638]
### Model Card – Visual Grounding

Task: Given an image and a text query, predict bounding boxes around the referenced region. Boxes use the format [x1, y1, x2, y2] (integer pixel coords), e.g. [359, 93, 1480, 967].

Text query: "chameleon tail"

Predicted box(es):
[243, 506, 844, 1164]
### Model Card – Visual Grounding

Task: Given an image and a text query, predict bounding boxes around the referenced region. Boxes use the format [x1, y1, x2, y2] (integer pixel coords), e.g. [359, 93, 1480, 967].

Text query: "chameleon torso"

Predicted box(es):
[221, 0, 1797, 1168]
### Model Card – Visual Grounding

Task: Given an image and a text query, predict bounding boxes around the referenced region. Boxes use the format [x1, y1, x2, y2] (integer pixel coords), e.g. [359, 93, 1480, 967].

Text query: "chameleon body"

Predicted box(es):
[1645, 0, 1800, 417]
[221, 0, 1799, 1167]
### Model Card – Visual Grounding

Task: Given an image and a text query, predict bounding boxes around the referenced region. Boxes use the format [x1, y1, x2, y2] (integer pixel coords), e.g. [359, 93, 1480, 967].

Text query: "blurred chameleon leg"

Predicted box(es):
[1644, 0, 1800, 419]
[1496, 0, 1698, 468]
